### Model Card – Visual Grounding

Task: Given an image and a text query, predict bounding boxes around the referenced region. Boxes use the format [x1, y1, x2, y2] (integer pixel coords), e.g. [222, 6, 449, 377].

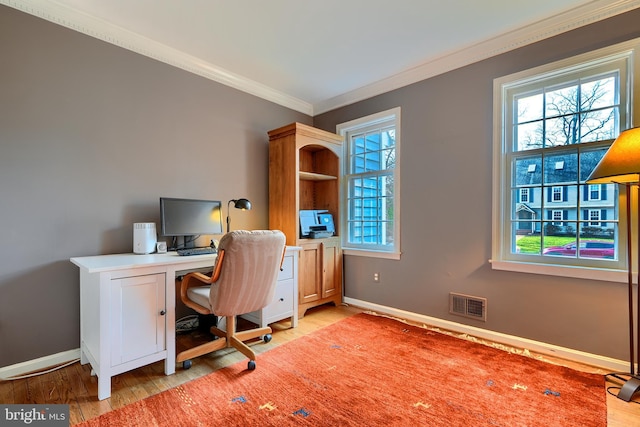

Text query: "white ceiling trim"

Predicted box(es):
[2, 0, 314, 115]
[314, 0, 640, 114]
[3, 0, 640, 116]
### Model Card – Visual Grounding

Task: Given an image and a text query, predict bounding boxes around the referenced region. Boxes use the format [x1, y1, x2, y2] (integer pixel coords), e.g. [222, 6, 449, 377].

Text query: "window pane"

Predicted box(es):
[544, 152, 577, 184]
[516, 92, 543, 123]
[542, 222, 578, 257]
[580, 107, 617, 142]
[513, 224, 541, 254]
[579, 148, 608, 181]
[578, 223, 617, 260]
[516, 122, 543, 151]
[514, 156, 542, 186]
[581, 76, 616, 111]
[381, 128, 395, 149]
[346, 171, 394, 247]
[545, 83, 578, 117]
[545, 115, 579, 146]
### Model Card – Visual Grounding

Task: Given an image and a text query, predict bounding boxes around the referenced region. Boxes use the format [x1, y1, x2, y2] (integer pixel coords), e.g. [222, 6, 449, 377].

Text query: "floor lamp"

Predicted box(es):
[587, 127, 640, 402]
[226, 198, 252, 233]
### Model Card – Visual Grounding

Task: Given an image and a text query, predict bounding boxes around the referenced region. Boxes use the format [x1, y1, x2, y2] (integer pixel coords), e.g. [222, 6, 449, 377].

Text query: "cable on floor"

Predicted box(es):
[0, 358, 80, 381]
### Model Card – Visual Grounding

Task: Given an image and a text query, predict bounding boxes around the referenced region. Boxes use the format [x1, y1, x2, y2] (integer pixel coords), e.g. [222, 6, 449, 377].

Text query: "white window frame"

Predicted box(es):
[337, 107, 401, 259]
[520, 188, 529, 203]
[552, 186, 563, 202]
[552, 210, 563, 226]
[589, 184, 602, 201]
[492, 40, 640, 282]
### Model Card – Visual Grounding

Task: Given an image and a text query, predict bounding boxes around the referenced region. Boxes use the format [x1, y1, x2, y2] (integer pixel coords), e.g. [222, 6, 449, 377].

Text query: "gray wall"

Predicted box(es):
[3, 3, 640, 369]
[0, 6, 308, 367]
[314, 9, 640, 362]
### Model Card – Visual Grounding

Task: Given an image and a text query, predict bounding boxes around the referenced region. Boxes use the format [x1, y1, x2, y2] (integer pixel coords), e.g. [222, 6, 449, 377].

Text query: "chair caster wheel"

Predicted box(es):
[183, 360, 192, 370]
[263, 334, 272, 343]
[248, 360, 256, 370]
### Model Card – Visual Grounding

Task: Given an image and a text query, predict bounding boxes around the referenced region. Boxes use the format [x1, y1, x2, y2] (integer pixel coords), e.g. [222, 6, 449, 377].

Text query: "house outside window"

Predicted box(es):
[338, 107, 401, 259]
[492, 40, 639, 280]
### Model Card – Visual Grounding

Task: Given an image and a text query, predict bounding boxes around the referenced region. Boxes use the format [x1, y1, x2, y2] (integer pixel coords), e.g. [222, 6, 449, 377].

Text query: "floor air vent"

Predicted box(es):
[449, 293, 487, 322]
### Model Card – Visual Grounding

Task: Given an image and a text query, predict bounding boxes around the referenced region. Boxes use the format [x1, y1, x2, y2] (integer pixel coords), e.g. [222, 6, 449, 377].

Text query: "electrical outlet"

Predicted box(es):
[373, 272, 380, 282]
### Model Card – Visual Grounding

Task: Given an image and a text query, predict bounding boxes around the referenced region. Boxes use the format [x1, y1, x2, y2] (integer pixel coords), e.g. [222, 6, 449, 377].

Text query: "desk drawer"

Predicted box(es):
[278, 254, 294, 281]
[263, 279, 294, 322]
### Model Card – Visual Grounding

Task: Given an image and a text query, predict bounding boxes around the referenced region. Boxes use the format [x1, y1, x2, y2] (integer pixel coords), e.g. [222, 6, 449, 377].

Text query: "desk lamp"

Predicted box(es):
[587, 127, 640, 401]
[226, 198, 252, 233]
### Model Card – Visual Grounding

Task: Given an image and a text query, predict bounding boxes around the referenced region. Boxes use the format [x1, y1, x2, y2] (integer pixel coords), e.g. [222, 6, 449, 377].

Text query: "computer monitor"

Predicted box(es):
[159, 197, 223, 248]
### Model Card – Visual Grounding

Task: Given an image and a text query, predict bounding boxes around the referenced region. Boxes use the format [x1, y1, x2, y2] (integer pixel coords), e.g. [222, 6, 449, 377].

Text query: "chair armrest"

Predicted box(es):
[179, 250, 226, 308]
[279, 247, 286, 271]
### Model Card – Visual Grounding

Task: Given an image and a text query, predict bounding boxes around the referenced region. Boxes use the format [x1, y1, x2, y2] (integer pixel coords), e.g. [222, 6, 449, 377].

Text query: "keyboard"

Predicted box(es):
[176, 247, 217, 256]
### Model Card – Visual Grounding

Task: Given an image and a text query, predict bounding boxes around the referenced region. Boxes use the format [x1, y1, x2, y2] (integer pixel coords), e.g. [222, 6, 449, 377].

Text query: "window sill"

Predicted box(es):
[343, 248, 401, 260]
[490, 259, 630, 283]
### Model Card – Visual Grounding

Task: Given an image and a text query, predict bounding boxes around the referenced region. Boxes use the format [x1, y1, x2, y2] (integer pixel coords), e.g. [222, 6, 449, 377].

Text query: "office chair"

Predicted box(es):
[176, 230, 286, 370]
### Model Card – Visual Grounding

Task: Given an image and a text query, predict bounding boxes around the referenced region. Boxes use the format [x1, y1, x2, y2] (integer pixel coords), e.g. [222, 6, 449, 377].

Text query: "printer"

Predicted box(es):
[300, 210, 335, 238]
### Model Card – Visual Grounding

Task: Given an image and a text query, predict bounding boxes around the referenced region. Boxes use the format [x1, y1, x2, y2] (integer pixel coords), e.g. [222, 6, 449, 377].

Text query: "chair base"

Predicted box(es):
[176, 315, 272, 369]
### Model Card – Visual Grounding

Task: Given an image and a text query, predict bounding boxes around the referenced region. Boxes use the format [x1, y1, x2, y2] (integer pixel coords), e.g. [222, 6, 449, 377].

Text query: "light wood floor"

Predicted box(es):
[1, 304, 639, 425]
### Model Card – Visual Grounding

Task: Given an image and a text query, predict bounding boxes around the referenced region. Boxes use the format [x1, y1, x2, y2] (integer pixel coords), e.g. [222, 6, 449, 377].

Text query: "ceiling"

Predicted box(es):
[5, 0, 638, 114]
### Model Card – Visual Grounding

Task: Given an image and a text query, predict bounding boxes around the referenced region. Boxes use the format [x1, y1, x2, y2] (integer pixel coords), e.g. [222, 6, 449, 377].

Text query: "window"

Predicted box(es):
[492, 40, 640, 280]
[552, 210, 563, 226]
[338, 108, 401, 259]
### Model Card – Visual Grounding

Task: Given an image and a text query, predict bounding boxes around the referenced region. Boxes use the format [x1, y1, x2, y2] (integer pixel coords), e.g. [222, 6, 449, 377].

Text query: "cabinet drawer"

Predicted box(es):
[278, 255, 294, 281]
[263, 279, 294, 321]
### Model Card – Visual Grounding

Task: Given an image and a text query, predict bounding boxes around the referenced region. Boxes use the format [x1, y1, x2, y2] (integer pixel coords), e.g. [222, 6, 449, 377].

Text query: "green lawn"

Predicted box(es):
[516, 236, 572, 254]
[516, 235, 613, 254]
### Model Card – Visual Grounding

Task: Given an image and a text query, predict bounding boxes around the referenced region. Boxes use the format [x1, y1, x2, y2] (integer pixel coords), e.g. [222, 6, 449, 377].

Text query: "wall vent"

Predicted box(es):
[449, 293, 487, 322]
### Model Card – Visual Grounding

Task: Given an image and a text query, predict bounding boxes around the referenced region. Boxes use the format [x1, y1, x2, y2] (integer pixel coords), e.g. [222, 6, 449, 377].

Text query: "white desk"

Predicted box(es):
[71, 247, 299, 401]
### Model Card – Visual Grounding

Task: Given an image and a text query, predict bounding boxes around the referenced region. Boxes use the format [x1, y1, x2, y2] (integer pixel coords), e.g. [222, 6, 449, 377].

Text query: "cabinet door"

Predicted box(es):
[111, 273, 166, 366]
[299, 242, 321, 304]
[322, 240, 341, 299]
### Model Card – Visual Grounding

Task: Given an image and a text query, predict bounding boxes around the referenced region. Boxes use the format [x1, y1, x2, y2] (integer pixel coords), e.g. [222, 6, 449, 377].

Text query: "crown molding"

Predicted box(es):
[3, 0, 639, 116]
[314, 0, 640, 114]
[1, 0, 314, 115]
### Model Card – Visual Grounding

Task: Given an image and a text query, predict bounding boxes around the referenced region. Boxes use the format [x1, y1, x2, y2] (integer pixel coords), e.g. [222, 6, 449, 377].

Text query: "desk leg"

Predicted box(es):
[97, 374, 111, 401]
[165, 272, 176, 375]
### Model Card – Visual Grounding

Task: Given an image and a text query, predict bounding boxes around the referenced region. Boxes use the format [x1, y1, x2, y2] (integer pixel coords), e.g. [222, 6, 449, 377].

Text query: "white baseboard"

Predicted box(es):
[344, 297, 630, 373]
[0, 349, 81, 380]
[0, 300, 630, 378]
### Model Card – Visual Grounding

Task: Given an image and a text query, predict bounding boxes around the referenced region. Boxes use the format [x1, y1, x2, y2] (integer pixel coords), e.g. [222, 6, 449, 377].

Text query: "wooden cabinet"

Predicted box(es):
[268, 122, 343, 317]
[299, 238, 342, 308]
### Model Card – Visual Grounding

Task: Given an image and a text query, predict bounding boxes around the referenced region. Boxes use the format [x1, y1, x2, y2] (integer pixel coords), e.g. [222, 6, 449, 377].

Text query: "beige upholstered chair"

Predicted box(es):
[176, 230, 286, 370]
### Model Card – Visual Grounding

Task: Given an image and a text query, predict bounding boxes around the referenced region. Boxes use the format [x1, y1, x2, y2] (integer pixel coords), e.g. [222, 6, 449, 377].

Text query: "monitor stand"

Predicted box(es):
[183, 235, 197, 249]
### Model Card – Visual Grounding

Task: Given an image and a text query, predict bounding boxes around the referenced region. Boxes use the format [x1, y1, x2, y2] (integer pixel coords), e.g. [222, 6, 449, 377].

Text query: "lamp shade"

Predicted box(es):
[233, 198, 252, 210]
[586, 127, 640, 184]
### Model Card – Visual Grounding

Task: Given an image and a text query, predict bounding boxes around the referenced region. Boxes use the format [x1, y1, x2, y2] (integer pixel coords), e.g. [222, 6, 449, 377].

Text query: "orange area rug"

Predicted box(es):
[76, 313, 606, 426]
